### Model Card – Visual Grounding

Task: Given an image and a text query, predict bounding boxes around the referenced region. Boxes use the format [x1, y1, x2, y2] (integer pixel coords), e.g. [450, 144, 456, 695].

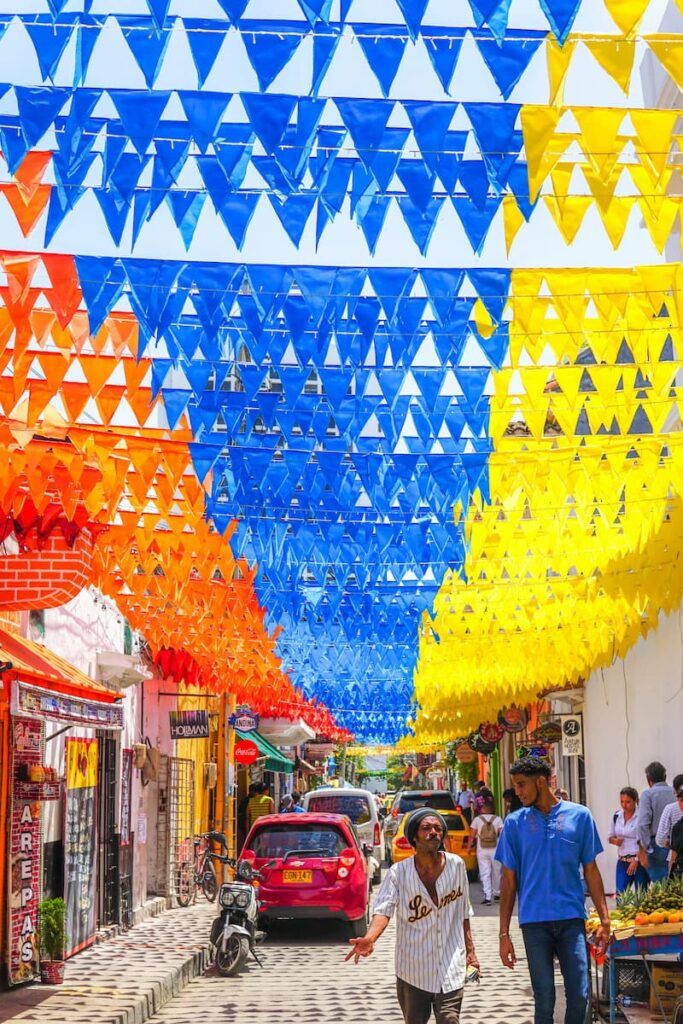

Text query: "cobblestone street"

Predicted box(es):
[150, 882, 544, 1024]
[0, 879, 573, 1024]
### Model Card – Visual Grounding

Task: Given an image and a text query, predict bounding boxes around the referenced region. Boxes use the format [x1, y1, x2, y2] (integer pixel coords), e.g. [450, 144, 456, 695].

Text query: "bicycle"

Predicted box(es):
[176, 830, 227, 906]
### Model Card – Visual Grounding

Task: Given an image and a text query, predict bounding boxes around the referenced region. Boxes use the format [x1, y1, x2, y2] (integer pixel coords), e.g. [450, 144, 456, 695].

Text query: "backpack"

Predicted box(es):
[479, 815, 498, 849]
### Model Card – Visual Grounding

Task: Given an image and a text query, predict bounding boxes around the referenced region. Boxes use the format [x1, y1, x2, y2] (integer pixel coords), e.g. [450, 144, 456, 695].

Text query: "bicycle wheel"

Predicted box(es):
[176, 861, 196, 907]
[201, 858, 218, 902]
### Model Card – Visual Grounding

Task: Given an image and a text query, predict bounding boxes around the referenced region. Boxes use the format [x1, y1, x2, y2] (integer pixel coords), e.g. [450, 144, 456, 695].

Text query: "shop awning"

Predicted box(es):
[235, 728, 294, 774]
[0, 628, 123, 729]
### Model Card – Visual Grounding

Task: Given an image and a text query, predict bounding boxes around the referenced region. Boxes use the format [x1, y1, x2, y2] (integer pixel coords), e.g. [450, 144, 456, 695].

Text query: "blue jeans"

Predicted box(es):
[616, 859, 650, 893]
[521, 919, 589, 1024]
[647, 843, 670, 883]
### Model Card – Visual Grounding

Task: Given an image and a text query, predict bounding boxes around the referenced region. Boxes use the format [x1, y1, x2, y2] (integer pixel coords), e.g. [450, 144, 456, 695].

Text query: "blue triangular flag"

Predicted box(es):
[422, 28, 466, 93]
[25, 17, 76, 81]
[151, 131, 192, 212]
[242, 92, 297, 152]
[147, 0, 171, 29]
[466, 267, 511, 326]
[75, 15, 104, 85]
[354, 24, 408, 98]
[166, 191, 206, 248]
[268, 194, 316, 246]
[179, 90, 231, 150]
[404, 99, 457, 159]
[467, 0, 513, 41]
[95, 189, 131, 245]
[471, 29, 545, 100]
[215, 125, 255, 188]
[368, 267, 416, 321]
[464, 102, 521, 188]
[110, 90, 170, 156]
[216, 0, 249, 22]
[367, 128, 409, 188]
[452, 194, 502, 253]
[120, 18, 172, 88]
[396, 158, 435, 212]
[241, 20, 307, 90]
[217, 192, 260, 247]
[395, 0, 430, 40]
[336, 98, 395, 161]
[312, 28, 341, 93]
[15, 86, 69, 148]
[75, 256, 126, 334]
[161, 388, 191, 430]
[0, 125, 28, 175]
[539, 0, 582, 43]
[397, 196, 444, 254]
[297, 0, 333, 26]
[184, 19, 227, 87]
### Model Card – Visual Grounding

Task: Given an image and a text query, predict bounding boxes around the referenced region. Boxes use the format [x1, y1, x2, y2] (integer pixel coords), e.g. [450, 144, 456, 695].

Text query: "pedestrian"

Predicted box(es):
[496, 755, 610, 1024]
[655, 773, 683, 857]
[472, 782, 486, 817]
[503, 787, 523, 815]
[290, 791, 305, 813]
[456, 780, 474, 824]
[238, 782, 258, 850]
[669, 787, 683, 878]
[608, 786, 649, 893]
[467, 792, 503, 905]
[346, 807, 480, 1024]
[637, 761, 675, 883]
[279, 793, 294, 813]
[247, 781, 274, 829]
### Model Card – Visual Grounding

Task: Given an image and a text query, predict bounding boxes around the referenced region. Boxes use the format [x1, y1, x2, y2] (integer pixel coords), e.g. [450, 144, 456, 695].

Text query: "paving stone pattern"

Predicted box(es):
[0, 882, 571, 1024]
[0, 903, 215, 1024]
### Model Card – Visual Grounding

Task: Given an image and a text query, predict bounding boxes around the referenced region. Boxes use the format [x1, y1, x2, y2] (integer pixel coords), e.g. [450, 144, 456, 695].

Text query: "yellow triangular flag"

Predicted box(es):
[520, 105, 565, 201]
[584, 37, 636, 94]
[637, 196, 680, 253]
[502, 196, 524, 256]
[544, 195, 593, 244]
[603, 0, 651, 35]
[598, 197, 635, 249]
[644, 37, 683, 89]
[573, 107, 626, 178]
[630, 108, 678, 180]
[546, 37, 578, 105]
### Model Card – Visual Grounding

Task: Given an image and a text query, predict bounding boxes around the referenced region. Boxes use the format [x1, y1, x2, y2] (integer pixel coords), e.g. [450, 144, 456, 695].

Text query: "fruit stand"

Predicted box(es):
[586, 879, 683, 1023]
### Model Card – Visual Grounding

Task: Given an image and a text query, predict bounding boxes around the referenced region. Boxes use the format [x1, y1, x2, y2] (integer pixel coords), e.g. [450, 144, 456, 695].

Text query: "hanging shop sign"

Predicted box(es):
[498, 706, 529, 733]
[64, 738, 98, 957]
[7, 718, 42, 986]
[12, 681, 123, 730]
[120, 749, 133, 847]
[532, 721, 563, 745]
[234, 739, 260, 765]
[479, 722, 505, 745]
[560, 714, 584, 757]
[455, 742, 477, 764]
[468, 730, 497, 756]
[169, 710, 210, 739]
[229, 706, 259, 732]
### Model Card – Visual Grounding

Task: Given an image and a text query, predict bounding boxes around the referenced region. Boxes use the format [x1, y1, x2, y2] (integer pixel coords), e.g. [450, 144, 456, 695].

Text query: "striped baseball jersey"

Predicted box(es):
[373, 853, 473, 994]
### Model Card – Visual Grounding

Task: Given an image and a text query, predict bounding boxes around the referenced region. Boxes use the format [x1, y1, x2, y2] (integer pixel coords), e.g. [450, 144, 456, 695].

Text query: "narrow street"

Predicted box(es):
[150, 882, 542, 1024]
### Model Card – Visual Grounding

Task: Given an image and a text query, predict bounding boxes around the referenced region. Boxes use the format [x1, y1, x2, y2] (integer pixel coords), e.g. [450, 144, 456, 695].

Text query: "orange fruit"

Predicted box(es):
[650, 912, 666, 925]
[635, 913, 648, 926]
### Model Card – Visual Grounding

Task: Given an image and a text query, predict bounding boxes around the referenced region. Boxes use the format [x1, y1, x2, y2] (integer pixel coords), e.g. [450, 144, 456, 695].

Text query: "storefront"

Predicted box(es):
[234, 729, 294, 852]
[0, 628, 122, 987]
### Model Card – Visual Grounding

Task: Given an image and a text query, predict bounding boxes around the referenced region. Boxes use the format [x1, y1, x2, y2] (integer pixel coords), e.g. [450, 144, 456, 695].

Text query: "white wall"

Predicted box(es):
[583, 607, 683, 887]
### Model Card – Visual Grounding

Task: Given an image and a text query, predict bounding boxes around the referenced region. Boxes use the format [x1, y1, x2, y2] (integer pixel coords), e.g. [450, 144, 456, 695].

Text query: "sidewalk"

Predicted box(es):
[0, 902, 215, 1024]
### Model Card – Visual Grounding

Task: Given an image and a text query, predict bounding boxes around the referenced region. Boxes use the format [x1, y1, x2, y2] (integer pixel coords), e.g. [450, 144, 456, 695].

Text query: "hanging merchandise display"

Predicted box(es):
[0, 0, 681, 747]
[64, 738, 98, 958]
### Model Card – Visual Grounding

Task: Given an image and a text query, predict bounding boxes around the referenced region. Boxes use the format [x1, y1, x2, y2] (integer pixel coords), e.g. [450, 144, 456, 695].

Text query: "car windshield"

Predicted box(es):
[249, 823, 348, 860]
[398, 793, 457, 814]
[306, 794, 371, 824]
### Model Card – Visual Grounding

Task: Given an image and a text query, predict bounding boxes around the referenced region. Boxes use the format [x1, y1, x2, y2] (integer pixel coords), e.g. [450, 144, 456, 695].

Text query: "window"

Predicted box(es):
[398, 792, 457, 814]
[249, 823, 347, 859]
[306, 794, 372, 824]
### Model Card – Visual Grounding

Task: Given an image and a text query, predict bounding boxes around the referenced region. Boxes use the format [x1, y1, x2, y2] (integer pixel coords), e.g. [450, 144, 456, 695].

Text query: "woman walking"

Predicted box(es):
[608, 786, 649, 892]
[467, 790, 503, 905]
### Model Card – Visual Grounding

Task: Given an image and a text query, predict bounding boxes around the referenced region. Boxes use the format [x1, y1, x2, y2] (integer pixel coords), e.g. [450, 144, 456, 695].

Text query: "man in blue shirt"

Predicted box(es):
[496, 756, 610, 1024]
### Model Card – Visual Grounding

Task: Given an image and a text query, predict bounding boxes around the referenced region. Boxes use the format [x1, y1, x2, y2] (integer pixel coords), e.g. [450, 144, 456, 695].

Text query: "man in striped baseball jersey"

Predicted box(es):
[346, 807, 479, 1023]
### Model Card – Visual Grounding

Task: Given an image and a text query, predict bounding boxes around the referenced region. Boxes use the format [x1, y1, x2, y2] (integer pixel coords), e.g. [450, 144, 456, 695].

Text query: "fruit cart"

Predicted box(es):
[586, 879, 683, 1023]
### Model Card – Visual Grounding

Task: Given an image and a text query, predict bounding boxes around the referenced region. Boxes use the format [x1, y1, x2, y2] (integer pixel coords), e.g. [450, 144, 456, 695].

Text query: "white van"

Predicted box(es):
[303, 787, 383, 884]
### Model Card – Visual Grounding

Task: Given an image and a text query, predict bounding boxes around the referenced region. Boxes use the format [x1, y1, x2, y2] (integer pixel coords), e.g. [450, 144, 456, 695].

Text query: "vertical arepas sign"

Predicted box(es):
[7, 719, 42, 986]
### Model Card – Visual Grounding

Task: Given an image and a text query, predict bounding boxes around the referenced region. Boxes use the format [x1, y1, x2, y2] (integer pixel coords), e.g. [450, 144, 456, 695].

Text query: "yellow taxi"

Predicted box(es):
[390, 809, 478, 877]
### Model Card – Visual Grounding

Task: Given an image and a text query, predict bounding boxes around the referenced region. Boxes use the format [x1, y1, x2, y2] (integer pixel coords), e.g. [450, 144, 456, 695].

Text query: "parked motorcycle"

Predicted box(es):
[209, 844, 274, 977]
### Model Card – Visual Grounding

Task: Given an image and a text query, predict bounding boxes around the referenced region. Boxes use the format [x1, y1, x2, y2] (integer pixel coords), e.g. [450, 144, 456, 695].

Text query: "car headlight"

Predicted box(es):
[219, 886, 236, 908]
[235, 890, 251, 909]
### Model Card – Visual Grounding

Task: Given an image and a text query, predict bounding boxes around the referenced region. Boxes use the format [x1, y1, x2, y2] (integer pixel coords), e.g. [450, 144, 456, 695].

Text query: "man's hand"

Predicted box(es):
[626, 859, 638, 877]
[500, 935, 516, 969]
[638, 848, 649, 869]
[345, 937, 374, 963]
[466, 949, 480, 972]
[595, 921, 611, 957]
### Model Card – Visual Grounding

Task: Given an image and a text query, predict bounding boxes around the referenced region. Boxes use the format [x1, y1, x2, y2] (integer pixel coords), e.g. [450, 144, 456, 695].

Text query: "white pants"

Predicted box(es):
[477, 847, 500, 901]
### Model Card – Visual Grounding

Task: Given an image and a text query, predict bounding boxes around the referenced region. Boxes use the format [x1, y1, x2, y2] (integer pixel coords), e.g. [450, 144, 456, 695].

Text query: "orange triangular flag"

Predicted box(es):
[42, 254, 81, 328]
[78, 354, 117, 397]
[13, 151, 52, 201]
[0, 183, 51, 236]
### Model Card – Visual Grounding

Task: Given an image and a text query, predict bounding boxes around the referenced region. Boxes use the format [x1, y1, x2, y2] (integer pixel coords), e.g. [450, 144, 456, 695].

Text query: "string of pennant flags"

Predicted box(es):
[0, 0, 682, 742]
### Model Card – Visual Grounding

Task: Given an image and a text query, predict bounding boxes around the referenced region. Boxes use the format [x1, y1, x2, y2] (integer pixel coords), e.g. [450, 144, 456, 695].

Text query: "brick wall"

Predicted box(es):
[0, 529, 93, 611]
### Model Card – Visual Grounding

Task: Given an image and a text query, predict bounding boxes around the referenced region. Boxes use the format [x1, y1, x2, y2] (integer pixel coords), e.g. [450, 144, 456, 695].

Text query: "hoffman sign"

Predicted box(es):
[169, 710, 210, 739]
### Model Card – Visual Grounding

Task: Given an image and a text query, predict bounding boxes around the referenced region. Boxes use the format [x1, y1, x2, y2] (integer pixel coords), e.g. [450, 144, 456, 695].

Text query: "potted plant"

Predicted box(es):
[38, 898, 66, 984]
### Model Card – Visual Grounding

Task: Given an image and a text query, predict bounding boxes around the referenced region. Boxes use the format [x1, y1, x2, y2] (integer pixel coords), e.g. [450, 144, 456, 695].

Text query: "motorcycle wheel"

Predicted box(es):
[176, 862, 195, 907]
[202, 862, 218, 902]
[215, 935, 249, 977]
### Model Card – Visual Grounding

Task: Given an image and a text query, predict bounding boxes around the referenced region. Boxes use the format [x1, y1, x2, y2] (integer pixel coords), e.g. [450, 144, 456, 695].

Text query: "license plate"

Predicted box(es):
[282, 870, 313, 883]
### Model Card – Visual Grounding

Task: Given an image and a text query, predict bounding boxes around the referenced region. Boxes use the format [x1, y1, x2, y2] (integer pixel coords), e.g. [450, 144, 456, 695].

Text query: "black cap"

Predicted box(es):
[404, 807, 449, 848]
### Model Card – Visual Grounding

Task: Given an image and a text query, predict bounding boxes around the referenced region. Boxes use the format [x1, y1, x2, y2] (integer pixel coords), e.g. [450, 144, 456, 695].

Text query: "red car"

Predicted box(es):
[241, 812, 371, 935]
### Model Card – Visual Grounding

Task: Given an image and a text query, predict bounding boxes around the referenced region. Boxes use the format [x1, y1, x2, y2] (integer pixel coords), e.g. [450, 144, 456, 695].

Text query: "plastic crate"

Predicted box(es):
[602, 958, 651, 1004]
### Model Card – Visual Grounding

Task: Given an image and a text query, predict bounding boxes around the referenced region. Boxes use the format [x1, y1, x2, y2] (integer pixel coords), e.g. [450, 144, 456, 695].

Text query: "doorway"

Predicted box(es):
[97, 733, 120, 927]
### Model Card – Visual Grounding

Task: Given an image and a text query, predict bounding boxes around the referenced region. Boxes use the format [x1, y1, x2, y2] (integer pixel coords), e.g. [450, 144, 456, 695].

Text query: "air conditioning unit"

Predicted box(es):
[96, 652, 151, 689]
